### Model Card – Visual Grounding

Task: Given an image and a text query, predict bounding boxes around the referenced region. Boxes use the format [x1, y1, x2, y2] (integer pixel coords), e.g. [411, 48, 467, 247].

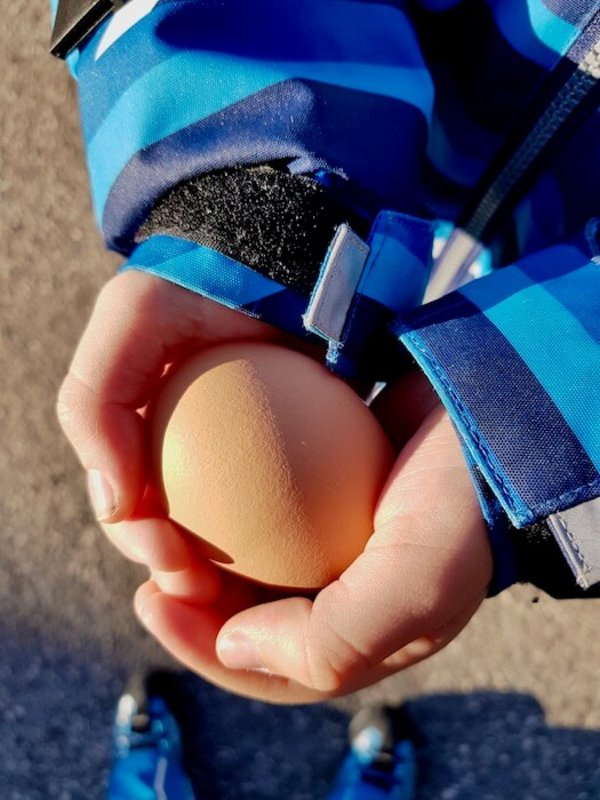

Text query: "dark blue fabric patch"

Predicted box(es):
[398, 293, 600, 511]
[103, 80, 428, 253]
[413, 0, 551, 133]
[154, 1, 418, 65]
[551, 111, 600, 231]
[328, 295, 401, 382]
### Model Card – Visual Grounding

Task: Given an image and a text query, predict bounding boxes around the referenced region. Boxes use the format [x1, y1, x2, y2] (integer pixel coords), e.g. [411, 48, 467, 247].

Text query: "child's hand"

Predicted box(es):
[57, 270, 301, 523]
[122, 370, 493, 704]
[59, 271, 492, 702]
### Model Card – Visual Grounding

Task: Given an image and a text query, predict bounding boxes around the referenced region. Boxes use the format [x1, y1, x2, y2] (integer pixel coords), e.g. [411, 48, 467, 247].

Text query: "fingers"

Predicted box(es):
[214, 532, 451, 692]
[133, 582, 326, 704]
[133, 582, 485, 704]
[102, 514, 224, 603]
[57, 270, 279, 522]
[214, 406, 492, 693]
[57, 272, 173, 520]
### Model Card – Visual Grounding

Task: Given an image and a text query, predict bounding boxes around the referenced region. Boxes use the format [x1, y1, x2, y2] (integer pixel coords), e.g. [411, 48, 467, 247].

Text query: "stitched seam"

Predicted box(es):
[547, 480, 600, 510]
[403, 331, 520, 516]
[556, 511, 591, 573]
[403, 330, 600, 520]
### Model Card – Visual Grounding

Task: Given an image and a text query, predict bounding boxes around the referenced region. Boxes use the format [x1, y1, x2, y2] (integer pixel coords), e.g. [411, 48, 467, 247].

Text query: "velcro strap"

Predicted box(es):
[122, 210, 433, 381]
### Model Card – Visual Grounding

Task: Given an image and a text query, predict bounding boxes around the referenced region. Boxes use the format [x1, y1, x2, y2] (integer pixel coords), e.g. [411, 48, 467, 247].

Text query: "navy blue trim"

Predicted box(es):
[103, 81, 428, 253]
[397, 293, 600, 513]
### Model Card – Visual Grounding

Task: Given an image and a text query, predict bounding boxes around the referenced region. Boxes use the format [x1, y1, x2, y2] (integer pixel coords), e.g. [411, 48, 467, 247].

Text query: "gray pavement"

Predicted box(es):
[1, 2, 599, 797]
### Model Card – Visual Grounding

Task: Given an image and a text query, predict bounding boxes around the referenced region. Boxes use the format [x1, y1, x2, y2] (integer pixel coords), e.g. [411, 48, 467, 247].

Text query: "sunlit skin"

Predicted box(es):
[58, 270, 492, 703]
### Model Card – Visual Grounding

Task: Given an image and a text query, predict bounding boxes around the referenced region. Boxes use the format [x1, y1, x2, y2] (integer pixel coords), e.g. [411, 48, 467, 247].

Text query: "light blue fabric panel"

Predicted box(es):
[87, 44, 433, 222]
[460, 258, 600, 471]
[487, 0, 580, 67]
[121, 235, 285, 311]
[541, 259, 600, 344]
[360, 213, 432, 312]
[79, 0, 428, 138]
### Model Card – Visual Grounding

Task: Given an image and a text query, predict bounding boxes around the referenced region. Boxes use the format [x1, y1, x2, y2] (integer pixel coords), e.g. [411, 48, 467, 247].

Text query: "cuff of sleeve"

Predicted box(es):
[392, 242, 600, 594]
[120, 209, 433, 384]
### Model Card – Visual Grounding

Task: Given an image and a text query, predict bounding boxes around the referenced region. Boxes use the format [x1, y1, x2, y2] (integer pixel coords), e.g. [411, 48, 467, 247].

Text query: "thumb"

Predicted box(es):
[215, 539, 447, 693]
[216, 408, 491, 692]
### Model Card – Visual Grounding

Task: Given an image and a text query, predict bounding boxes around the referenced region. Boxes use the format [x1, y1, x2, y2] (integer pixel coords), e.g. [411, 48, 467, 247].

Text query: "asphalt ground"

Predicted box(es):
[1, 2, 599, 797]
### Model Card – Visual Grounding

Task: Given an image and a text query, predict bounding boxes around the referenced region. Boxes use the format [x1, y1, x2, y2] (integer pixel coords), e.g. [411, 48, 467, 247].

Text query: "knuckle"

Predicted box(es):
[99, 270, 139, 299]
[93, 274, 125, 315]
[56, 373, 81, 430]
[305, 589, 374, 693]
[94, 272, 155, 325]
[56, 372, 96, 441]
[307, 629, 372, 693]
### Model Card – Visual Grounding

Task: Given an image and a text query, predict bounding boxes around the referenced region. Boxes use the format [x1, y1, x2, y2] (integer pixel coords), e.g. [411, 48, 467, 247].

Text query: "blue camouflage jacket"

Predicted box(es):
[51, 0, 600, 596]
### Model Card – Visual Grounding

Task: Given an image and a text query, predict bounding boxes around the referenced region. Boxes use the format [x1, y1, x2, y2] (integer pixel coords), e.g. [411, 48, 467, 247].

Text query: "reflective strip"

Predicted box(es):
[424, 227, 482, 302]
[153, 756, 168, 800]
[547, 498, 600, 589]
[304, 225, 369, 344]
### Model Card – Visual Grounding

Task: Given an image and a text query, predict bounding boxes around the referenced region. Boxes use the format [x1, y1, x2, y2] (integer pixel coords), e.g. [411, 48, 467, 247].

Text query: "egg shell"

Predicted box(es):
[152, 342, 394, 589]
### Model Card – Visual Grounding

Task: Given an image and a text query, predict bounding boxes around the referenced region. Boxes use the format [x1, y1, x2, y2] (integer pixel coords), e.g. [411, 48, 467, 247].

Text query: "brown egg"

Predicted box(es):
[152, 342, 394, 589]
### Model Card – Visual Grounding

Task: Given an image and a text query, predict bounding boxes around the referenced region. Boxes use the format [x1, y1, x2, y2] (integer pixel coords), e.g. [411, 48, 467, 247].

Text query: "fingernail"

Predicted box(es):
[217, 631, 264, 671]
[87, 470, 117, 521]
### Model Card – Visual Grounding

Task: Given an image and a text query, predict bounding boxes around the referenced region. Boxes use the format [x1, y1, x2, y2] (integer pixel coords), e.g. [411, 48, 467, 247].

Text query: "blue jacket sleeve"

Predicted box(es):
[64, 0, 437, 382]
[394, 223, 600, 594]
[69, 0, 433, 252]
[58, 0, 600, 597]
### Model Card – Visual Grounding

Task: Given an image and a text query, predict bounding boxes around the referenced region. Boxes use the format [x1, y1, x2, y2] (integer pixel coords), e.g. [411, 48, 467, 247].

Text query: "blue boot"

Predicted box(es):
[107, 671, 195, 800]
[327, 706, 417, 800]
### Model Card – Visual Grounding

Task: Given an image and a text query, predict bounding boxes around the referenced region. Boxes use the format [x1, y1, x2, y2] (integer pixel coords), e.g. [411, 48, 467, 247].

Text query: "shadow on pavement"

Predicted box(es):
[403, 692, 600, 800]
[1, 627, 599, 799]
[169, 678, 600, 800]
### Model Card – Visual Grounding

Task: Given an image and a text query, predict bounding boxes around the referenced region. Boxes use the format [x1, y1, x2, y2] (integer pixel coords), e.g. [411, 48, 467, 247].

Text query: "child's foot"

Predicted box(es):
[107, 670, 195, 799]
[326, 705, 417, 800]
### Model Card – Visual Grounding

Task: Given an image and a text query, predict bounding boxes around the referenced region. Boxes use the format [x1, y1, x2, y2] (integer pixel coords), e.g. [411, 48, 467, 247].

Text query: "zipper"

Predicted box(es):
[466, 36, 600, 243]
[427, 12, 600, 301]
